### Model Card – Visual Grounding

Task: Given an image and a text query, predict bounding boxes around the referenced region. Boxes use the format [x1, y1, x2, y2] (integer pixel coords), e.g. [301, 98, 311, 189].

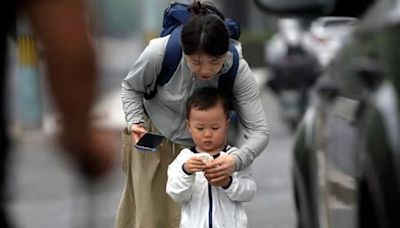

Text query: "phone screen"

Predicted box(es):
[135, 133, 164, 151]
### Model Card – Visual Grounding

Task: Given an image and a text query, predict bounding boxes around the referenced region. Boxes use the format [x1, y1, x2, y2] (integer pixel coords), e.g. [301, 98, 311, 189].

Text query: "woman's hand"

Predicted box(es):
[130, 123, 147, 143]
[204, 154, 236, 185]
[184, 157, 206, 174]
[208, 176, 232, 188]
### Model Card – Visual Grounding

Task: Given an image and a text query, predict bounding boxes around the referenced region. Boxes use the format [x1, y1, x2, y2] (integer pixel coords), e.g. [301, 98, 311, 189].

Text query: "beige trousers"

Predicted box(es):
[115, 122, 186, 228]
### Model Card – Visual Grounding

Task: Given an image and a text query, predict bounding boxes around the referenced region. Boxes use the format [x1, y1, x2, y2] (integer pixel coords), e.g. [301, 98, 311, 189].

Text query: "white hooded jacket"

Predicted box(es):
[166, 146, 256, 228]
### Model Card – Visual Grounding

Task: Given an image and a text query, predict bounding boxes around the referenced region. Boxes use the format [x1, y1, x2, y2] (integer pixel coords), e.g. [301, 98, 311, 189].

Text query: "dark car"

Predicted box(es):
[255, 0, 400, 228]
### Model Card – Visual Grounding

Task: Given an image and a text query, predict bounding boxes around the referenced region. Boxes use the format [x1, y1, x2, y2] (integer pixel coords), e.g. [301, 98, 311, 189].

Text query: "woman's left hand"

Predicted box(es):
[204, 154, 236, 185]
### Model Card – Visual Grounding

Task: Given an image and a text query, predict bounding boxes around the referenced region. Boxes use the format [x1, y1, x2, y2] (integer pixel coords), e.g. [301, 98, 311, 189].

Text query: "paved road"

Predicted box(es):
[6, 38, 296, 228]
[245, 73, 296, 227]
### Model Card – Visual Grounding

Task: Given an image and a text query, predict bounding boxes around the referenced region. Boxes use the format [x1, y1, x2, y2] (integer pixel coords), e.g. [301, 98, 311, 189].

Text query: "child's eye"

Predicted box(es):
[212, 127, 220, 130]
[196, 127, 204, 131]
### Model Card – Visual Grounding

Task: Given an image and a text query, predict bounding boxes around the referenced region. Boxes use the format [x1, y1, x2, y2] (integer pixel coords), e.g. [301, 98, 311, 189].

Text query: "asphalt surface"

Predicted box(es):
[244, 73, 296, 228]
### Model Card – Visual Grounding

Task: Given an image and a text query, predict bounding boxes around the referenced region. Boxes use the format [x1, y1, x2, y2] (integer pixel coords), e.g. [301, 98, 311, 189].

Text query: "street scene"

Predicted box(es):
[7, 53, 296, 227]
[4, 0, 400, 228]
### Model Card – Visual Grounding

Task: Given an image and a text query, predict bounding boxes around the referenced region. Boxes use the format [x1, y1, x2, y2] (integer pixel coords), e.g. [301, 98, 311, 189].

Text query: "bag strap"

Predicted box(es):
[143, 26, 183, 100]
[218, 44, 239, 101]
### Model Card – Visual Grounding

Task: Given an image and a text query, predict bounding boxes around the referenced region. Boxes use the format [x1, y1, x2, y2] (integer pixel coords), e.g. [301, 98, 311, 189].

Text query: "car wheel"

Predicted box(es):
[358, 155, 400, 228]
[358, 178, 380, 228]
[293, 179, 303, 228]
[293, 169, 314, 228]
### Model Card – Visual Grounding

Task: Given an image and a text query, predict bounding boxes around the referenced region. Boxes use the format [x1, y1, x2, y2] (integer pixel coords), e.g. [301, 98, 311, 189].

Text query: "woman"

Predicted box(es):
[115, 1, 270, 227]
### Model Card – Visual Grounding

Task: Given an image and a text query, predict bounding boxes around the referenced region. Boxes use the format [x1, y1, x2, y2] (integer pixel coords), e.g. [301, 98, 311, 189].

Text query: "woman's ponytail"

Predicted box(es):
[188, 1, 225, 20]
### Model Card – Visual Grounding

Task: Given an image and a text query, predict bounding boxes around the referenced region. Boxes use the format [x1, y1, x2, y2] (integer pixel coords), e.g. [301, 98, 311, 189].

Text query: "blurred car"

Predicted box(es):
[265, 18, 306, 64]
[303, 16, 358, 67]
[255, 0, 400, 228]
[265, 18, 321, 130]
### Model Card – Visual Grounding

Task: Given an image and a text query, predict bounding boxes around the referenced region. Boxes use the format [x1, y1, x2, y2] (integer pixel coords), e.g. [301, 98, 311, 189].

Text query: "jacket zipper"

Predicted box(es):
[208, 184, 213, 228]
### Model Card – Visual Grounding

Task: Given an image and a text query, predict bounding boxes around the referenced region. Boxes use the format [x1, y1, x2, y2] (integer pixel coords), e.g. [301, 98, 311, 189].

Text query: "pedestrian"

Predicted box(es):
[166, 87, 256, 228]
[116, 1, 270, 227]
[1, 0, 116, 227]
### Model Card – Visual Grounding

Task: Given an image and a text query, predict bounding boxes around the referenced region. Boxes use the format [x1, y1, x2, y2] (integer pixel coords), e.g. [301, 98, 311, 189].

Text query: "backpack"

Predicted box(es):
[143, 2, 241, 101]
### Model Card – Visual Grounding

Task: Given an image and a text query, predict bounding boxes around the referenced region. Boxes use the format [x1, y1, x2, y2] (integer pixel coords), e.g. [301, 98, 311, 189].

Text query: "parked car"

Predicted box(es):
[255, 0, 400, 228]
[303, 16, 358, 67]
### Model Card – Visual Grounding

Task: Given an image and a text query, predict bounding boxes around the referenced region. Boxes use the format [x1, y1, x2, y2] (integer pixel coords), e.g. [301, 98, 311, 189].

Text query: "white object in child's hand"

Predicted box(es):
[195, 153, 214, 163]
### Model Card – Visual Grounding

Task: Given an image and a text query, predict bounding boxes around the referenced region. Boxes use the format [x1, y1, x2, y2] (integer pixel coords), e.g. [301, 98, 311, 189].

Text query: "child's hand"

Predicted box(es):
[184, 156, 206, 174]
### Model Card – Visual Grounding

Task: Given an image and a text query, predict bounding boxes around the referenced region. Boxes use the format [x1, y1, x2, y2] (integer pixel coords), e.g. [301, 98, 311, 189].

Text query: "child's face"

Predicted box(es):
[185, 52, 226, 81]
[187, 102, 229, 154]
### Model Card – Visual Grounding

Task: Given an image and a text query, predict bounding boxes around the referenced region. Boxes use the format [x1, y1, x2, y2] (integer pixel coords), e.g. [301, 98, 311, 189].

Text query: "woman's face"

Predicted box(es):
[185, 53, 227, 80]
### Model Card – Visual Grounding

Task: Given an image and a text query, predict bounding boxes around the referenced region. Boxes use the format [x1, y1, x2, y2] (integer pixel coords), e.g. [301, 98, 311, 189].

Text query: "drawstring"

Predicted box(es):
[172, 143, 176, 157]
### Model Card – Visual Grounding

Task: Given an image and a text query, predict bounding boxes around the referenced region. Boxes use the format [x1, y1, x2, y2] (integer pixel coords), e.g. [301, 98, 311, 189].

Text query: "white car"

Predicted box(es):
[304, 17, 358, 67]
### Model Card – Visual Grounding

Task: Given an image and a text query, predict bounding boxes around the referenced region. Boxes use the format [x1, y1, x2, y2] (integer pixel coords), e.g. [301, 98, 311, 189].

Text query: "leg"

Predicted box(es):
[115, 127, 184, 228]
[114, 129, 136, 227]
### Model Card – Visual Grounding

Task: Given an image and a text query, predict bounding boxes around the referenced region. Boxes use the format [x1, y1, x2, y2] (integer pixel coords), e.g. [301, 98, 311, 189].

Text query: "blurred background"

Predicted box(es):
[5, 0, 305, 227]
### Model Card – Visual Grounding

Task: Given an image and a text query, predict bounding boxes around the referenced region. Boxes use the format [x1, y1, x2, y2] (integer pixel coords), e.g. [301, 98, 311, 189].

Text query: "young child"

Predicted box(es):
[166, 87, 257, 228]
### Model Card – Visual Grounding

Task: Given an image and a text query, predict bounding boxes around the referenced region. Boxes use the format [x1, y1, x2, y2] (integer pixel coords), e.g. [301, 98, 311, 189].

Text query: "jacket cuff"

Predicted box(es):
[222, 176, 233, 189]
[231, 153, 241, 171]
[181, 163, 192, 176]
[127, 119, 144, 133]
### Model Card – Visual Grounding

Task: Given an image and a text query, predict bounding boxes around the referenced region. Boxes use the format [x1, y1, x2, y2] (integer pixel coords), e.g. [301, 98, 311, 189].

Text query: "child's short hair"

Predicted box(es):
[186, 87, 230, 120]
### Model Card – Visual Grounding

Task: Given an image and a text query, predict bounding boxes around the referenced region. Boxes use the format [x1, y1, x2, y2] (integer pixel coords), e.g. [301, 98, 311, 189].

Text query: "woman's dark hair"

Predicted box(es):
[186, 87, 230, 120]
[180, 1, 229, 56]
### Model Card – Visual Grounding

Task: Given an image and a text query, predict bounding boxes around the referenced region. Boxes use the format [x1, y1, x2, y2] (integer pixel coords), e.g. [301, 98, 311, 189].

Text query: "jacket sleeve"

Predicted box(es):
[231, 57, 271, 171]
[166, 150, 196, 203]
[121, 38, 165, 129]
[224, 166, 256, 202]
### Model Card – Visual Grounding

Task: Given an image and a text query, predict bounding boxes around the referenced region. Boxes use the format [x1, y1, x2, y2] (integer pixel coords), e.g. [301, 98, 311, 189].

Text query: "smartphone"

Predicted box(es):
[134, 133, 164, 152]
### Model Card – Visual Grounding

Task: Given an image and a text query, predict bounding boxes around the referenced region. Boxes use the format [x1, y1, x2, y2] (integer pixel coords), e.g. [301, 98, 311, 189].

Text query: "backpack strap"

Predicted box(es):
[218, 44, 239, 102]
[221, 45, 239, 121]
[144, 25, 183, 100]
